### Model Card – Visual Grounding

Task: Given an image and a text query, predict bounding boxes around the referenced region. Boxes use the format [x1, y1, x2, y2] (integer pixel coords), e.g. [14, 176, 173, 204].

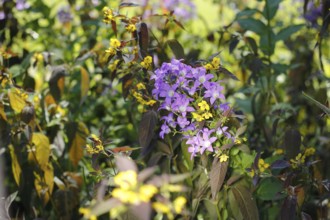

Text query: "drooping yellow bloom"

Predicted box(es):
[198, 100, 210, 111]
[126, 24, 136, 32]
[139, 184, 158, 202]
[173, 196, 186, 214]
[204, 63, 213, 70]
[79, 207, 97, 220]
[110, 38, 121, 48]
[219, 154, 229, 162]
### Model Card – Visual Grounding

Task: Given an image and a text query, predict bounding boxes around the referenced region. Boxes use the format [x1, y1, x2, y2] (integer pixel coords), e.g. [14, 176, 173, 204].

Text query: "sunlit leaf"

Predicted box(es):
[69, 122, 89, 167]
[49, 66, 66, 101]
[9, 145, 21, 186]
[34, 164, 54, 205]
[30, 133, 50, 170]
[80, 67, 90, 104]
[210, 158, 228, 200]
[8, 88, 26, 113]
[0, 103, 7, 121]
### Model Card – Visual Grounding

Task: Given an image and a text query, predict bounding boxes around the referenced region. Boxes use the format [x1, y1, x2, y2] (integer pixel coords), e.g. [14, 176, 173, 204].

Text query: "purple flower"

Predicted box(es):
[171, 95, 194, 117]
[161, 113, 176, 128]
[160, 124, 171, 138]
[57, 6, 73, 23]
[177, 116, 190, 128]
[186, 135, 200, 159]
[16, 0, 29, 10]
[216, 126, 232, 140]
[204, 82, 225, 104]
[198, 128, 217, 154]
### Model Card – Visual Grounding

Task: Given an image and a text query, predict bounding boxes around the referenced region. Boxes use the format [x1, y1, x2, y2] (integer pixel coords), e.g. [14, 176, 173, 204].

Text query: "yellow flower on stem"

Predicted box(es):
[258, 159, 270, 172]
[126, 24, 136, 32]
[202, 112, 213, 119]
[139, 184, 158, 202]
[141, 56, 153, 69]
[192, 112, 204, 122]
[114, 170, 137, 190]
[211, 57, 220, 69]
[173, 196, 186, 214]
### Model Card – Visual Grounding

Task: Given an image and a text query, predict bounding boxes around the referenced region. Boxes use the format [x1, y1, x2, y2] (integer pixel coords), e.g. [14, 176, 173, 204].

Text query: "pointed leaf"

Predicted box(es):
[167, 39, 185, 59]
[9, 145, 21, 185]
[0, 103, 7, 121]
[302, 92, 330, 115]
[34, 164, 54, 205]
[31, 133, 50, 170]
[138, 23, 149, 58]
[280, 196, 297, 220]
[284, 129, 301, 159]
[276, 24, 304, 41]
[231, 185, 259, 220]
[139, 110, 157, 154]
[271, 160, 290, 169]
[69, 122, 89, 167]
[263, 0, 282, 20]
[237, 18, 267, 35]
[80, 67, 90, 103]
[210, 158, 228, 200]
[218, 67, 239, 80]
[257, 177, 285, 201]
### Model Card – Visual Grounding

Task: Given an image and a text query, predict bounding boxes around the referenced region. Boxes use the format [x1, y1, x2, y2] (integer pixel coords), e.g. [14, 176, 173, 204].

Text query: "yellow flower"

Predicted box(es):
[110, 38, 121, 48]
[248, 169, 255, 177]
[219, 154, 229, 162]
[141, 56, 153, 69]
[112, 188, 140, 204]
[103, 7, 115, 24]
[126, 24, 136, 32]
[109, 205, 126, 219]
[114, 170, 137, 190]
[204, 63, 213, 70]
[173, 196, 186, 214]
[290, 153, 306, 169]
[211, 57, 220, 69]
[139, 184, 158, 202]
[192, 112, 204, 122]
[198, 100, 210, 111]
[202, 112, 212, 119]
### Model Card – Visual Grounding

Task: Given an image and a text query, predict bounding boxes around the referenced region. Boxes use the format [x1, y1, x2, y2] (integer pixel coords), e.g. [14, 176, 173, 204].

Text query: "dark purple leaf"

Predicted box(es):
[231, 185, 259, 220]
[167, 39, 185, 59]
[139, 110, 157, 155]
[138, 23, 149, 58]
[218, 67, 239, 81]
[210, 158, 228, 200]
[284, 129, 301, 159]
[280, 196, 297, 220]
[119, 2, 140, 8]
[245, 36, 258, 55]
[271, 160, 291, 169]
[229, 37, 239, 53]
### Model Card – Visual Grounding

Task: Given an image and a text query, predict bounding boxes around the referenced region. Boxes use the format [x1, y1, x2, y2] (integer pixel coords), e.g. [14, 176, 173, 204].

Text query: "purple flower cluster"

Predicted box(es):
[151, 59, 233, 158]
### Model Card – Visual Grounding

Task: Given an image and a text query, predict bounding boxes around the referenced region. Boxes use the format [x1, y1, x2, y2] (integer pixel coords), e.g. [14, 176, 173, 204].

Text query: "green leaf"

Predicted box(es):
[167, 39, 185, 59]
[257, 177, 285, 200]
[276, 24, 304, 41]
[231, 185, 259, 220]
[80, 67, 90, 104]
[263, 0, 282, 20]
[237, 18, 267, 35]
[210, 158, 228, 200]
[236, 8, 260, 19]
[260, 28, 276, 55]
